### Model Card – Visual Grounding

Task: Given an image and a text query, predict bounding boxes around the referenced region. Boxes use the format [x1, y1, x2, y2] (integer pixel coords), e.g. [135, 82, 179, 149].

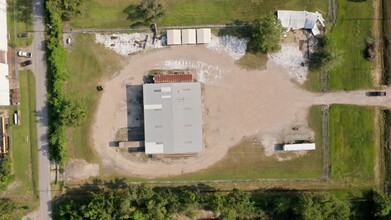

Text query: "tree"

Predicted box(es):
[293, 193, 350, 220]
[0, 198, 17, 220]
[137, 0, 165, 24]
[309, 34, 344, 72]
[372, 190, 391, 217]
[248, 15, 284, 54]
[207, 189, 266, 220]
[60, 99, 86, 127]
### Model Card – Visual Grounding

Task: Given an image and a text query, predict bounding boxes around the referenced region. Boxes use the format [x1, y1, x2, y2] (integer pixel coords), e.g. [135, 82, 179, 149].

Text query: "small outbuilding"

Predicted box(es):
[283, 143, 315, 151]
[277, 10, 325, 36]
[196, 28, 211, 44]
[166, 29, 181, 45]
[182, 29, 196, 45]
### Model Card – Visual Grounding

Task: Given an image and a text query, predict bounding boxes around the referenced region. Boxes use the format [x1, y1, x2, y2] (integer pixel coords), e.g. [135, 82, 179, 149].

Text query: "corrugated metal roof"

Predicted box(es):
[143, 82, 203, 154]
[0, 64, 9, 106]
[196, 28, 211, 44]
[277, 10, 325, 35]
[0, 0, 7, 52]
[167, 29, 181, 45]
[154, 74, 193, 83]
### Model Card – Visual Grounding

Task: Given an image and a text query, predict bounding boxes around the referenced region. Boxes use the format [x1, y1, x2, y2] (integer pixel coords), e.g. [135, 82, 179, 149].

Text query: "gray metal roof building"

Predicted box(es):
[143, 82, 203, 154]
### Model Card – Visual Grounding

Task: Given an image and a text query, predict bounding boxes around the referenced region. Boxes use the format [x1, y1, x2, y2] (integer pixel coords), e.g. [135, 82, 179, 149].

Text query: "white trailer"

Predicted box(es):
[283, 143, 315, 151]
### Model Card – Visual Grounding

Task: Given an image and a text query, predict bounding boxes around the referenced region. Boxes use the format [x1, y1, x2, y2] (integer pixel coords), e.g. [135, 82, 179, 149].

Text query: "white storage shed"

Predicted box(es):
[181, 29, 196, 45]
[196, 28, 211, 44]
[167, 29, 181, 45]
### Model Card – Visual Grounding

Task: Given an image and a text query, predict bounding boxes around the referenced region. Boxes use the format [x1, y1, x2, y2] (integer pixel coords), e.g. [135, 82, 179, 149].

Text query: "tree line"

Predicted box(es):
[55, 183, 391, 220]
[45, 0, 86, 165]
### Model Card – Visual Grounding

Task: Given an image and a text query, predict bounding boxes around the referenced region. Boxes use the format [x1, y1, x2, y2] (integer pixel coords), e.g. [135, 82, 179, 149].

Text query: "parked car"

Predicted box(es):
[17, 33, 28, 38]
[365, 91, 386, 96]
[17, 51, 32, 58]
[20, 60, 32, 67]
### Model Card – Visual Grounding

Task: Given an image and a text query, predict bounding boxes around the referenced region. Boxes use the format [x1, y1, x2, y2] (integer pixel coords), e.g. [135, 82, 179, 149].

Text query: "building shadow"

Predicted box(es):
[125, 85, 144, 141]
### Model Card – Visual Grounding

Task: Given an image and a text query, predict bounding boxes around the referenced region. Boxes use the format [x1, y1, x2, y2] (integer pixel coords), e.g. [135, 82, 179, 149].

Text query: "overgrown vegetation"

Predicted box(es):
[248, 15, 284, 54]
[55, 181, 389, 219]
[0, 157, 12, 189]
[0, 198, 18, 220]
[329, 105, 376, 181]
[46, 0, 87, 165]
[309, 34, 343, 73]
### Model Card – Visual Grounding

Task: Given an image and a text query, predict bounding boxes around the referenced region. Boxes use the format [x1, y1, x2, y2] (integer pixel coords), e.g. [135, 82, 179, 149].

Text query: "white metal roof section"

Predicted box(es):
[277, 10, 325, 35]
[0, 0, 7, 52]
[0, 64, 10, 106]
[196, 28, 211, 44]
[167, 29, 181, 45]
[283, 143, 316, 151]
[143, 82, 203, 154]
[181, 29, 196, 45]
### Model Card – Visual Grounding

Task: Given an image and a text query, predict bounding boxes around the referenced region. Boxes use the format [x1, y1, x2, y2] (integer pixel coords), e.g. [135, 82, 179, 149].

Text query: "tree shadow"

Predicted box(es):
[218, 20, 252, 39]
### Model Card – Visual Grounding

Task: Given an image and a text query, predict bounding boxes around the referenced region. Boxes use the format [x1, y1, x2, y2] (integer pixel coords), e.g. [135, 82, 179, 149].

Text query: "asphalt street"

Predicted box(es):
[32, 0, 52, 218]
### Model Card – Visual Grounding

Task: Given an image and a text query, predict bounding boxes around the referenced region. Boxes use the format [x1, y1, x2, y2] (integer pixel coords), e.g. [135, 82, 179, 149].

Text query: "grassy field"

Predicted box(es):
[327, 0, 374, 90]
[64, 34, 125, 162]
[5, 71, 39, 217]
[70, 0, 328, 28]
[6, 0, 33, 47]
[155, 106, 324, 181]
[329, 105, 376, 181]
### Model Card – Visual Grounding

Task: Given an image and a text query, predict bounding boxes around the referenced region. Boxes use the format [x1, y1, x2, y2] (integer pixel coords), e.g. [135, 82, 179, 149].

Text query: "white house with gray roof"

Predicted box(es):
[143, 82, 203, 154]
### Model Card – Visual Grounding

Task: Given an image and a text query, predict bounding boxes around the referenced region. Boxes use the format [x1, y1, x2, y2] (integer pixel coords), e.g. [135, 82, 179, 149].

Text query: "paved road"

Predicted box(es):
[32, 0, 52, 219]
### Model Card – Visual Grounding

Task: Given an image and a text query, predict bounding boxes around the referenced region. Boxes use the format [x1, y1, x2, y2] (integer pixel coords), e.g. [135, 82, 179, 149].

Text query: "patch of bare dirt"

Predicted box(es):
[91, 44, 391, 179]
[22, 209, 40, 220]
[372, 0, 383, 85]
[63, 159, 99, 183]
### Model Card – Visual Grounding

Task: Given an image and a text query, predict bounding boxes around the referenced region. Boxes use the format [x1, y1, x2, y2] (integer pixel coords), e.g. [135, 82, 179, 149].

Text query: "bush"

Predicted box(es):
[248, 14, 284, 54]
[0, 157, 13, 189]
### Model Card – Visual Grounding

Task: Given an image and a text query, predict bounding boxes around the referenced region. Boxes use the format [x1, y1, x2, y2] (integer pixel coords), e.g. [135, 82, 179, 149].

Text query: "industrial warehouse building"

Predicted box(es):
[0, 0, 9, 106]
[143, 82, 203, 154]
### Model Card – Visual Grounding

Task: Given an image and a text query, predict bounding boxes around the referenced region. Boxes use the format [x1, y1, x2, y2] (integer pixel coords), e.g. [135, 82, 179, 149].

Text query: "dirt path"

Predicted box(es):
[372, 0, 383, 86]
[92, 46, 391, 178]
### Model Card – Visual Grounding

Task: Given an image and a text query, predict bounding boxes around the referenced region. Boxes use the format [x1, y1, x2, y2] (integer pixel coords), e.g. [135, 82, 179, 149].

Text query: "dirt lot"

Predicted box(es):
[92, 45, 391, 178]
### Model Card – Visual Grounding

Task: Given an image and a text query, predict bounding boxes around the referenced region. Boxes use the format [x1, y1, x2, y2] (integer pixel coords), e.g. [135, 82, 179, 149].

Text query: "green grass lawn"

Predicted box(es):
[7, 71, 38, 217]
[70, 0, 328, 29]
[7, 0, 33, 47]
[329, 105, 376, 181]
[327, 0, 373, 90]
[65, 34, 124, 162]
[156, 106, 324, 181]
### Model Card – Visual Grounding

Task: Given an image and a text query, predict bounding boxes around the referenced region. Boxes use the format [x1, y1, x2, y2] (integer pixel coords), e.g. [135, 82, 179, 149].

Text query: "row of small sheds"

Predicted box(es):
[167, 28, 211, 45]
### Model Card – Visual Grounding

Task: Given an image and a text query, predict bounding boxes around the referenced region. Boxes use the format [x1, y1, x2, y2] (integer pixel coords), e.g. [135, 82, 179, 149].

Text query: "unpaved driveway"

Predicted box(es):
[92, 46, 390, 178]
